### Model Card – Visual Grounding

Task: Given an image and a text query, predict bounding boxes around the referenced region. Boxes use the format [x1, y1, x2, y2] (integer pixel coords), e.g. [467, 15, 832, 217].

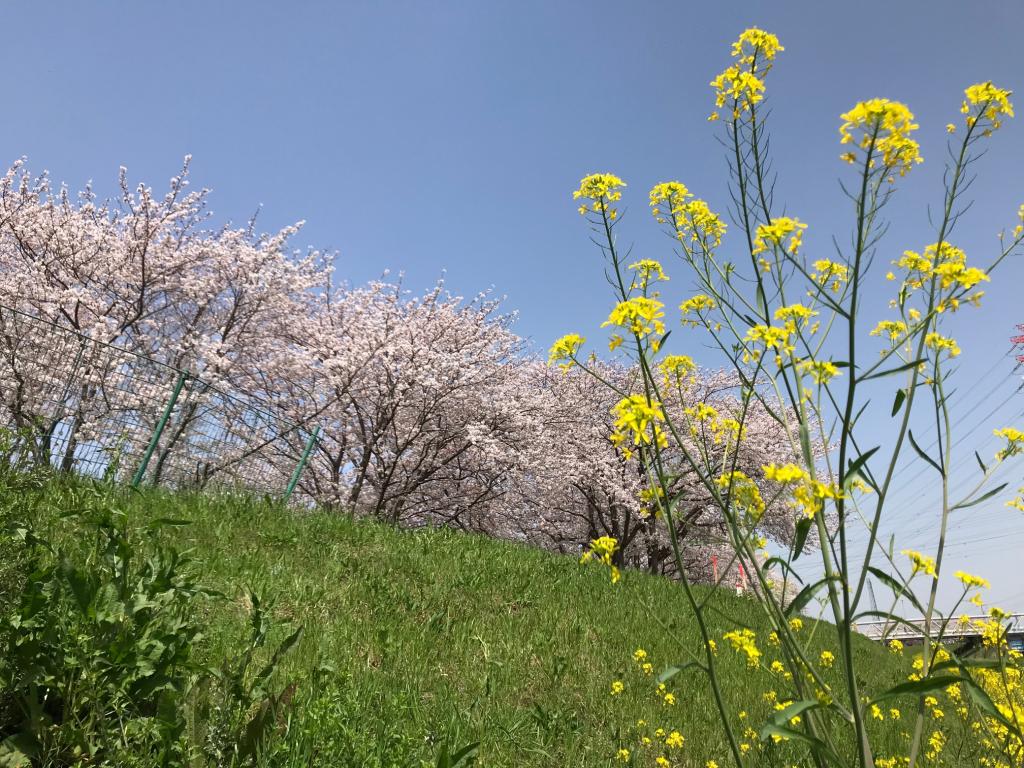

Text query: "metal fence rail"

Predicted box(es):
[0, 305, 317, 499]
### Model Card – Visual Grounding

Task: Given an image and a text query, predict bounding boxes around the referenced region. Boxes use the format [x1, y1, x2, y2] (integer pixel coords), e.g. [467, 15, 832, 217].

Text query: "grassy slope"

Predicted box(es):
[8, 480, 906, 767]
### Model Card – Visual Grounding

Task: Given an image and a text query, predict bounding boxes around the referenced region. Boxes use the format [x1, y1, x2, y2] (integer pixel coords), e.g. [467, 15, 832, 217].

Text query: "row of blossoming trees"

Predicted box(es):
[0, 156, 803, 581]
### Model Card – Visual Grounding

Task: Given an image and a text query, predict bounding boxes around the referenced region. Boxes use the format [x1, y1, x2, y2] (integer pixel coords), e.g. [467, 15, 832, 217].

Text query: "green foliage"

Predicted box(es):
[0, 477, 912, 767]
[0, 497, 203, 765]
[186, 590, 303, 766]
[0, 481, 304, 768]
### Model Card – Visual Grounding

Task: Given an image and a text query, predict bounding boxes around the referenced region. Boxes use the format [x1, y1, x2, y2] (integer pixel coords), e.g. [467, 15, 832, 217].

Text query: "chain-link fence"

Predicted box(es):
[0, 304, 317, 499]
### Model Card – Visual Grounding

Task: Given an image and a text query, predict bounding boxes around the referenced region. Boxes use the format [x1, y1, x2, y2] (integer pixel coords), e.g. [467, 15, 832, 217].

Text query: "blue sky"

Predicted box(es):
[4, 1, 1023, 610]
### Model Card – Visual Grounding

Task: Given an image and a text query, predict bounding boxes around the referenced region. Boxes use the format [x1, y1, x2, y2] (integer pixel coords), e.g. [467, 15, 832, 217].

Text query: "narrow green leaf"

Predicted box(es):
[908, 430, 944, 477]
[867, 566, 926, 614]
[786, 577, 839, 617]
[763, 556, 804, 585]
[658, 661, 700, 684]
[861, 358, 927, 382]
[147, 518, 193, 528]
[891, 388, 907, 416]
[792, 517, 813, 561]
[871, 675, 965, 702]
[758, 719, 844, 764]
[952, 484, 1008, 511]
[450, 741, 480, 766]
[843, 446, 880, 491]
[974, 451, 988, 474]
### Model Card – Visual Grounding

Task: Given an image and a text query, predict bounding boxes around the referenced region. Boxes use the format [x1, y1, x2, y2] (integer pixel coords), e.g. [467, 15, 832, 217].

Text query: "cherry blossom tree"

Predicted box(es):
[0, 156, 812, 585]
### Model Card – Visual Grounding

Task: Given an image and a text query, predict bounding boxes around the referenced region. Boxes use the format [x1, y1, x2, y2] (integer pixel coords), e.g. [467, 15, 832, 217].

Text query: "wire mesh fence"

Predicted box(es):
[0, 304, 317, 499]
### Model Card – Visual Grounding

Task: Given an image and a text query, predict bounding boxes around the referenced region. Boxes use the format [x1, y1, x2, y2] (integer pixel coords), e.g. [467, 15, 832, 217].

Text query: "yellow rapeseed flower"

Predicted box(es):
[924, 332, 961, 358]
[716, 471, 766, 521]
[954, 570, 991, 590]
[573, 173, 626, 219]
[722, 628, 762, 667]
[839, 99, 922, 175]
[810, 259, 850, 292]
[548, 333, 586, 370]
[752, 217, 807, 256]
[660, 354, 696, 386]
[901, 549, 938, 578]
[628, 259, 669, 287]
[581, 536, 621, 584]
[994, 427, 1024, 460]
[611, 395, 666, 447]
[762, 463, 807, 485]
[962, 81, 1014, 134]
[603, 296, 666, 339]
[665, 731, 685, 749]
[679, 295, 717, 327]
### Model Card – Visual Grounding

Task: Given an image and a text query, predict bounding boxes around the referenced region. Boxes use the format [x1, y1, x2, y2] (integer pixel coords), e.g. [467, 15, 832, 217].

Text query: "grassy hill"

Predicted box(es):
[0, 477, 906, 767]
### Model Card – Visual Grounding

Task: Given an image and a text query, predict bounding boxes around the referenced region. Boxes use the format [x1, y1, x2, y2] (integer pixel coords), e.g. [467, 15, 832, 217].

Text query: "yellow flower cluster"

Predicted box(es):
[548, 333, 585, 370]
[709, 28, 783, 121]
[810, 259, 850, 293]
[603, 296, 666, 341]
[891, 242, 989, 312]
[611, 394, 667, 453]
[839, 98, 922, 175]
[731, 27, 784, 62]
[743, 323, 794, 363]
[901, 548, 937, 578]
[752, 217, 807, 256]
[650, 182, 727, 249]
[797, 358, 841, 385]
[995, 427, 1024, 460]
[581, 535, 621, 584]
[722, 628, 762, 667]
[1008, 487, 1024, 513]
[660, 354, 696, 386]
[962, 81, 1014, 134]
[679, 295, 717, 328]
[761, 463, 841, 519]
[684, 402, 743, 446]
[954, 570, 991, 590]
[716, 471, 766, 521]
[628, 258, 669, 287]
[924, 332, 961, 359]
[762, 462, 806, 484]
[574, 172, 626, 219]
[774, 303, 817, 334]
[870, 320, 908, 344]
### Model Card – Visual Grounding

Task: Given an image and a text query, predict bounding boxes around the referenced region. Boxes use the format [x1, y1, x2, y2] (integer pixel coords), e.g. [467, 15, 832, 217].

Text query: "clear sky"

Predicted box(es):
[4, 1, 1023, 611]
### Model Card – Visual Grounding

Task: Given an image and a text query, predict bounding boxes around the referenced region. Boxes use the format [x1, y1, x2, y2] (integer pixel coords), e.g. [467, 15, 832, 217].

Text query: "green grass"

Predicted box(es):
[2, 478, 909, 767]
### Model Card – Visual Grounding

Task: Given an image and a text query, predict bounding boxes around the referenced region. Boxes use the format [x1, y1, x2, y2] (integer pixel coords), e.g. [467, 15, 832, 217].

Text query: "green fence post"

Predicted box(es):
[284, 425, 320, 502]
[132, 371, 188, 488]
